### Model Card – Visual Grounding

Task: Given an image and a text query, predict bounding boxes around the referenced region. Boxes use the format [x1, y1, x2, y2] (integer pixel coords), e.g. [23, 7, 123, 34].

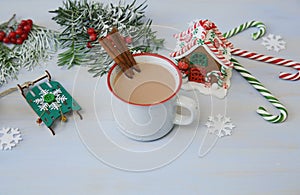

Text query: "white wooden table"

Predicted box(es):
[1, 0, 300, 194]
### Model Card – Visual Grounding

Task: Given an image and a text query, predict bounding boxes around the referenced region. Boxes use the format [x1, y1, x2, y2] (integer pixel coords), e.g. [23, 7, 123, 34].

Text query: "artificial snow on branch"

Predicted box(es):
[50, 0, 164, 77]
[0, 15, 58, 86]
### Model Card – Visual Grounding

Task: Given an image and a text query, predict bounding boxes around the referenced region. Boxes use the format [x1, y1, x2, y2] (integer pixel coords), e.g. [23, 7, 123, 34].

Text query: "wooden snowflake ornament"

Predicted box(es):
[206, 114, 235, 138]
[261, 34, 286, 52]
[0, 127, 22, 150]
[18, 71, 82, 135]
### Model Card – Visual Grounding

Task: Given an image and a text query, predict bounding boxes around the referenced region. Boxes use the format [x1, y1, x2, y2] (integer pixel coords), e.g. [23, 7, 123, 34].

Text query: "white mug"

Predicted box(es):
[107, 53, 198, 141]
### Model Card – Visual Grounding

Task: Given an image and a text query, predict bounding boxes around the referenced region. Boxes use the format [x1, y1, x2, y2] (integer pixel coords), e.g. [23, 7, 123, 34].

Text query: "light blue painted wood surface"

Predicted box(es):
[1, 0, 300, 194]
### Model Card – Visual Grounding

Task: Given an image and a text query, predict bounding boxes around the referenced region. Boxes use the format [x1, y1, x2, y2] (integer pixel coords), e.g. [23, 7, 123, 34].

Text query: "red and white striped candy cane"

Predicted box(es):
[205, 41, 233, 68]
[231, 48, 300, 81]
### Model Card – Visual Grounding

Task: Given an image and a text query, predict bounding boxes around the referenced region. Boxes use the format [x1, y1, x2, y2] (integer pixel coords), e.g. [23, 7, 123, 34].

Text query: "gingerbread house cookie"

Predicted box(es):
[170, 19, 234, 98]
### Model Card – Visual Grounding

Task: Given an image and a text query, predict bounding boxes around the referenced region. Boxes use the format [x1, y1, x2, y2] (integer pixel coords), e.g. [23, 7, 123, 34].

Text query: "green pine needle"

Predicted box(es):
[58, 42, 89, 68]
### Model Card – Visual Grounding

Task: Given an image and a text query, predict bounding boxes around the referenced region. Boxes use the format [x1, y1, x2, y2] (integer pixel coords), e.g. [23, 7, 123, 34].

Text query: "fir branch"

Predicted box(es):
[50, 0, 164, 77]
[0, 15, 59, 87]
[14, 26, 59, 70]
[0, 44, 19, 86]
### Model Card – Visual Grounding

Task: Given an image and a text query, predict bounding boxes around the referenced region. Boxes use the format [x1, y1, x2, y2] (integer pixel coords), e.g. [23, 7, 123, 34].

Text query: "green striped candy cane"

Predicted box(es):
[231, 58, 288, 123]
[223, 20, 266, 40]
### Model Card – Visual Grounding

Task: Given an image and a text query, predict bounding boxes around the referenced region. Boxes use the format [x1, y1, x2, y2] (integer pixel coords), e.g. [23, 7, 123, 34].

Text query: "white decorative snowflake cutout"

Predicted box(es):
[205, 114, 235, 138]
[34, 88, 67, 111]
[262, 34, 286, 52]
[0, 127, 22, 150]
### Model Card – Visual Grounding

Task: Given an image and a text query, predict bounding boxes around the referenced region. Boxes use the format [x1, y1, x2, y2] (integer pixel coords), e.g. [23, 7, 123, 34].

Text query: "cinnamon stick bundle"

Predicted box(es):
[99, 27, 139, 78]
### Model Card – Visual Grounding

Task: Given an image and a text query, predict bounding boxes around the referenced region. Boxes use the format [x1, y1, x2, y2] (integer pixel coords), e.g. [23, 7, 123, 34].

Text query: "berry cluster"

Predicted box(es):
[86, 27, 97, 48]
[0, 19, 33, 45]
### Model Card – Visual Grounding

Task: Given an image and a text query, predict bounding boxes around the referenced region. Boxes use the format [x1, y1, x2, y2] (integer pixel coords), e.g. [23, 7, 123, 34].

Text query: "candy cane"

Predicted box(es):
[205, 41, 233, 68]
[231, 58, 288, 123]
[231, 48, 300, 81]
[205, 70, 224, 87]
[223, 21, 266, 40]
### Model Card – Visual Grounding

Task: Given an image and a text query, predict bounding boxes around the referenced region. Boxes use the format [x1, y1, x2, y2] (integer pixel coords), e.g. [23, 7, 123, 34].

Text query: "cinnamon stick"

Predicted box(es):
[110, 28, 140, 72]
[99, 37, 134, 78]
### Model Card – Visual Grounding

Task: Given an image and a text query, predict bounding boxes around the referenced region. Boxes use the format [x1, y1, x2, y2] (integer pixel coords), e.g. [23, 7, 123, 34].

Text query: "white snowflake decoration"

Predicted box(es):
[33, 88, 67, 111]
[262, 34, 286, 52]
[0, 127, 22, 150]
[205, 114, 235, 138]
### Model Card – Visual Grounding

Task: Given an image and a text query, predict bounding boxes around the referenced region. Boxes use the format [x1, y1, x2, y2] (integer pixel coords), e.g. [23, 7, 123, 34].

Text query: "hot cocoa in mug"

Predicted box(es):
[107, 53, 198, 141]
[113, 62, 176, 105]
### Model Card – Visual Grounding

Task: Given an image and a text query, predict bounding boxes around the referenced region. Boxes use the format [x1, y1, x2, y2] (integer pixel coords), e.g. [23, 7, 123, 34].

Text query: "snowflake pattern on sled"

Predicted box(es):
[19, 71, 82, 135]
[33, 88, 67, 111]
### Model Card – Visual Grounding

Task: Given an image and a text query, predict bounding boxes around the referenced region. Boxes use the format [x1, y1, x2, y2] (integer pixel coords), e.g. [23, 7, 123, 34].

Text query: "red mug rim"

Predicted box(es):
[107, 53, 182, 106]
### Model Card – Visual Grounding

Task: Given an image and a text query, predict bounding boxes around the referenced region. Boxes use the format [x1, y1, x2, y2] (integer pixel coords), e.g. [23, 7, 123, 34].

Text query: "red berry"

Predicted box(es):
[20, 20, 28, 27]
[0, 31, 6, 37]
[0, 31, 5, 42]
[8, 31, 17, 38]
[10, 37, 17, 44]
[87, 42, 93, 48]
[20, 33, 28, 40]
[16, 38, 24, 44]
[15, 28, 23, 35]
[23, 25, 31, 32]
[87, 28, 95, 35]
[89, 34, 97, 41]
[27, 19, 33, 26]
[3, 37, 10, 44]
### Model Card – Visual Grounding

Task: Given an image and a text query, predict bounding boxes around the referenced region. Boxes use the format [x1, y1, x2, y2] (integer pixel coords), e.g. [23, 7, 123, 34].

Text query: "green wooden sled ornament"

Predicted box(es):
[18, 70, 82, 135]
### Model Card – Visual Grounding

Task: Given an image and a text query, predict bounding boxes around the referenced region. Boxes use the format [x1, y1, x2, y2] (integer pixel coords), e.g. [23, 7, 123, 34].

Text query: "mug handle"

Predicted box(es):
[173, 95, 198, 125]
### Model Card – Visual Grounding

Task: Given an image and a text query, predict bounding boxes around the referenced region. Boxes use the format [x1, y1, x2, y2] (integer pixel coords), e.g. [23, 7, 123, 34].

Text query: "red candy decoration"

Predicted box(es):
[189, 67, 206, 83]
[178, 61, 189, 70]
